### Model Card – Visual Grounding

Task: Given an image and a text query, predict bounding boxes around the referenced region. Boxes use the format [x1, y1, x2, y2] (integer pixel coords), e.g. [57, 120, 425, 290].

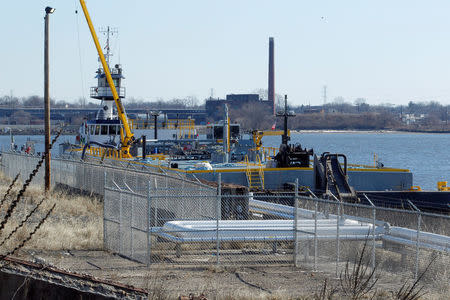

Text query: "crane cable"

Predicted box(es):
[74, 0, 87, 107]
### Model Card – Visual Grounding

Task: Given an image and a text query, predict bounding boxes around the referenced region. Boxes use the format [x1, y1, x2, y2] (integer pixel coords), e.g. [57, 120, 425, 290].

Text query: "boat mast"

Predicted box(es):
[276, 95, 295, 146]
[100, 26, 117, 69]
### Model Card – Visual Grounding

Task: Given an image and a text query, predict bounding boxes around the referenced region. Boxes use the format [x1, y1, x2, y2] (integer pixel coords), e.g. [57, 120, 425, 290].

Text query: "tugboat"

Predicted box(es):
[70, 27, 198, 159]
[77, 27, 125, 148]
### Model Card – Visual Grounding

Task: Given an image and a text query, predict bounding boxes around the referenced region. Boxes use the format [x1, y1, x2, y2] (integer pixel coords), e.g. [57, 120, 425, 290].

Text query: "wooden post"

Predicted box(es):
[44, 8, 53, 192]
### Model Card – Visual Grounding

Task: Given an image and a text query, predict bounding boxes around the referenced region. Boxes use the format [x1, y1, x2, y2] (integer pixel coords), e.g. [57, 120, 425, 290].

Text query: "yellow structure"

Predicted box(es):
[437, 181, 450, 191]
[409, 186, 422, 191]
[244, 155, 265, 190]
[79, 0, 135, 158]
[77, 146, 168, 161]
[252, 130, 290, 151]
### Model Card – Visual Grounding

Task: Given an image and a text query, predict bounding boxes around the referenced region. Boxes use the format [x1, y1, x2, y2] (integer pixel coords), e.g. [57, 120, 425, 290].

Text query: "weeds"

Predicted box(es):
[0, 173, 19, 209]
[0, 204, 56, 260]
[314, 279, 338, 300]
[339, 238, 378, 300]
[0, 197, 46, 247]
[0, 131, 61, 259]
[393, 257, 434, 300]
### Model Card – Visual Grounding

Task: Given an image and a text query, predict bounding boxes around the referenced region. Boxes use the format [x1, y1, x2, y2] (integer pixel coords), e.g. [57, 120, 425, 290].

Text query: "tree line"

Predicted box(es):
[1, 93, 449, 131]
[228, 97, 450, 132]
[0, 95, 204, 110]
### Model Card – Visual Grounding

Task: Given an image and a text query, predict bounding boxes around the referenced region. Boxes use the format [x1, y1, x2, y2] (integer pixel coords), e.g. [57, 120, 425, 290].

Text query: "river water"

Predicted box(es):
[1, 132, 449, 190]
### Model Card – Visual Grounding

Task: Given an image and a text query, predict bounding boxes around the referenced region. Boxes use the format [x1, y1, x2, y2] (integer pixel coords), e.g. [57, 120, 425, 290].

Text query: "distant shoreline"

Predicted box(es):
[1, 126, 450, 135]
[292, 129, 450, 134]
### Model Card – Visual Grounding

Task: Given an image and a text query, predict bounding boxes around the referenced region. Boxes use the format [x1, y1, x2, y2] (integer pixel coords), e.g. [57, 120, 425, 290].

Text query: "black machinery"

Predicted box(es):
[274, 143, 313, 168]
[313, 152, 358, 202]
[274, 95, 313, 168]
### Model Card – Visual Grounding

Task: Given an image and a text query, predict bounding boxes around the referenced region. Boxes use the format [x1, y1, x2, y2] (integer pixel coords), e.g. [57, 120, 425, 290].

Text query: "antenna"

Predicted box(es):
[276, 95, 295, 145]
[323, 85, 327, 105]
[99, 26, 118, 68]
[210, 88, 214, 99]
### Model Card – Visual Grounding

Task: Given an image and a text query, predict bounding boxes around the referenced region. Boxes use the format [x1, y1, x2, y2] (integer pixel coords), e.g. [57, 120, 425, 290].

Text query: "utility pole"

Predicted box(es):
[44, 6, 55, 192]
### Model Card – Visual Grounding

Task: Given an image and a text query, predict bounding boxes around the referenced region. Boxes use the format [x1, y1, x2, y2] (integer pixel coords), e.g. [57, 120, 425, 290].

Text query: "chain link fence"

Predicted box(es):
[104, 166, 217, 264]
[1, 151, 449, 291]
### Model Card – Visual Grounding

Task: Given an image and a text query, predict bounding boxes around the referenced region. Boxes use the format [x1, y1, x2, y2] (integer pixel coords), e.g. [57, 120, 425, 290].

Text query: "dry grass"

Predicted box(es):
[0, 173, 103, 251]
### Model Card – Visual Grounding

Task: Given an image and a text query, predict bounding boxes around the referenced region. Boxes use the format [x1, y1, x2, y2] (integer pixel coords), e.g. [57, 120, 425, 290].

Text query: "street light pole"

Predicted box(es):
[44, 6, 55, 192]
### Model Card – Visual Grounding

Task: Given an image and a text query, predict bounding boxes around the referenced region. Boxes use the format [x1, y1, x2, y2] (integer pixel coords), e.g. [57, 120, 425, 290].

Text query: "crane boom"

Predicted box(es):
[79, 0, 135, 158]
[252, 130, 290, 151]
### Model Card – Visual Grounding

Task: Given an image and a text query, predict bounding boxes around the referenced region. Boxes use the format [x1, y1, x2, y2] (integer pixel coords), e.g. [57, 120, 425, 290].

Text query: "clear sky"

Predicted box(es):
[2, 0, 450, 106]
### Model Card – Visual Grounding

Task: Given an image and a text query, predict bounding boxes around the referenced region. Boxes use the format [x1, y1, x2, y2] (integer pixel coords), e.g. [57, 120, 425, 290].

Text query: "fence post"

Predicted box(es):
[216, 173, 221, 266]
[83, 162, 86, 193]
[131, 188, 134, 260]
[364, 194, 376, 274]
[415, 211, 422, 280]
[407, 200, 421, 280]
[103, 171, 107, 251]
[372, 205, 376, 273]
[314, 200, 318, 271]
[147, 180, 151, 266]
[154, 177, 158, 227]
[336, 202, 341, 277]
[119, 185, 123, 254]
[90, 166, 94, 195]
[294, 178, 299, 267]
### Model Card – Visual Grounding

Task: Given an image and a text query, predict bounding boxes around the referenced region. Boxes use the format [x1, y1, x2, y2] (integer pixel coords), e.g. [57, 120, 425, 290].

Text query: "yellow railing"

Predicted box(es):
[244, 155, 252, 188]
[409, 186, 422, 192]
[256, 154, 265, 189]
[261, 146, 278, 159]
[244, 155, 264, 190]
[80, 146, 168, 161]
[81, 147, 121, 159]
[144, 154, 167, 161]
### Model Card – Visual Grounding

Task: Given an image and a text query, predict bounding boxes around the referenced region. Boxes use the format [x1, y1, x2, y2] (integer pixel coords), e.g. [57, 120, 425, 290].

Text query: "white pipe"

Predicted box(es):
[156, 231, 376, 243]
[382, 235, 449, 253]
[250, 199, 329, 219]
[248, 199, 450, 253]
[250, 199, 387, 226]
[152, 200, 450, 254]
[161, 219, 373, 240]
[388, 227, 450, 248]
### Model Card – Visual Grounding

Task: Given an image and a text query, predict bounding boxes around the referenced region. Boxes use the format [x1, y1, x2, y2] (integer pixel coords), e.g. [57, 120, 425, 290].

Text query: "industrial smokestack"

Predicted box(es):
[268, 37, 275, 115]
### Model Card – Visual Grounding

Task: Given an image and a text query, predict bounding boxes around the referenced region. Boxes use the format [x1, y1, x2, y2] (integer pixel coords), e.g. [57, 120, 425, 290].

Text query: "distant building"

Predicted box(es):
[205, 94, 273, 120]
[401, 113, 427, 125]
[296, 105, 324, 114]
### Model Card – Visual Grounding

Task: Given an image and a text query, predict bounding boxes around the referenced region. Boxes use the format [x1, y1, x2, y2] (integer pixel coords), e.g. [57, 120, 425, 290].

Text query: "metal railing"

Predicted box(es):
[90, 86, 126, 98]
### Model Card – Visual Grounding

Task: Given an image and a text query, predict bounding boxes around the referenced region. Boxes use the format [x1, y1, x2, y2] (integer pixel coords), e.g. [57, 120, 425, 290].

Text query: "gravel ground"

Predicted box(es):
[8, 249, 449, 300]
